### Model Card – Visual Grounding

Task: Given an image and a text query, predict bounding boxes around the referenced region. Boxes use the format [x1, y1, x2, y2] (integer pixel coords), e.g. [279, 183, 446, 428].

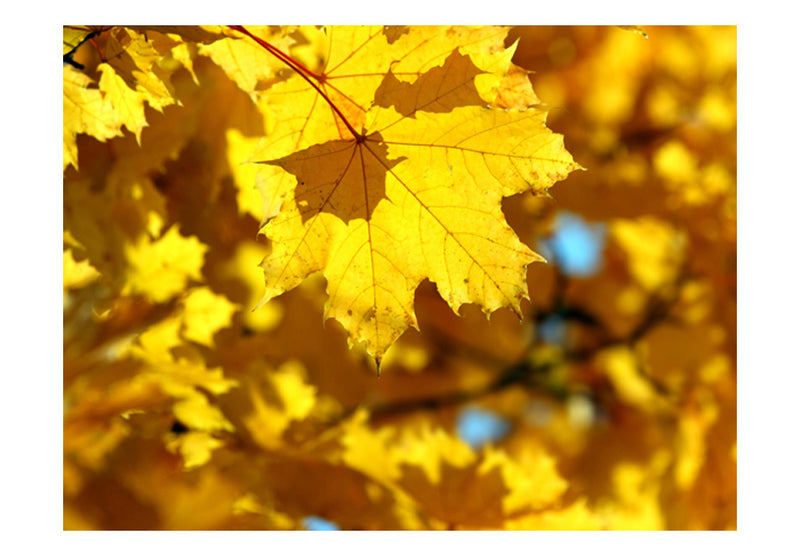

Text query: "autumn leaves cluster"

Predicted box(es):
[65, 25, 579, 364]
[64, 26, 736, 530]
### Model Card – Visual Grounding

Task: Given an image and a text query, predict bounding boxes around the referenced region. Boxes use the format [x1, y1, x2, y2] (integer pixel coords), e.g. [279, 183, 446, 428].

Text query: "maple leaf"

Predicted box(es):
[237, 360, 318, 449]
[97, 62, 149, 142]
[389, 425, 567, 528]
[180, 286, 239, 347]
[122, 225, 207, 302]
[245, 26, 580, 365]
[166, 430, 226, 469]
[100, 27, 181, 113]
[198, 26, 294, 97]
[63, 64, 122, 169]
[63, 247, 100, 291]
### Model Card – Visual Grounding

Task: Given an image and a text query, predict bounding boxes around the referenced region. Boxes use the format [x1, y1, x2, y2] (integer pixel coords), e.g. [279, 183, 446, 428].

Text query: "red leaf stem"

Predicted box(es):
[228, 25, 362, 140]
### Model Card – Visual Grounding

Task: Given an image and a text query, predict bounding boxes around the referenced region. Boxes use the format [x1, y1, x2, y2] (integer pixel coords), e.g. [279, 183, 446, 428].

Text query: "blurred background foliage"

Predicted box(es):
[63, 25, 736, 530]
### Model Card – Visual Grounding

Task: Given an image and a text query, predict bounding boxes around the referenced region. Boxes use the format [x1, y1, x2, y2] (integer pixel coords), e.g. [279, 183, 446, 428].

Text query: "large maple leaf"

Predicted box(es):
[241, 26, 580, 366]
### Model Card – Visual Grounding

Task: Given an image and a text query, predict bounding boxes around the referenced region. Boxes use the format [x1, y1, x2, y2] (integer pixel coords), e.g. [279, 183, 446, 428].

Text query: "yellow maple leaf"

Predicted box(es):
[122, 225, 207, 302]
[393, 425, 475, 484]
[63, 64, 123, 169]
[391, 425, 504, 528]
[166, 430, 225, 469]
[199, 26, 294, 97]
[127, 346, 237, 461]
[480, 446, 567, 514]
[180, 287, 239, 347]
[244, 26, 580, 365]
[599, 345, 663, 411]
[240, 360, 317, 449]
[388, 424, 568, 528]
[136, 353, 237, 397]
[101, 27, 179, 113]
[172, 395, 234, 433]
[339, 410, 400, 483]
[611, 217, 686, 292]
[602, 455, 669, 530]
[63, 248, 100, 291]
[133, 315, 183, 362]
[97, 62, 149, 142]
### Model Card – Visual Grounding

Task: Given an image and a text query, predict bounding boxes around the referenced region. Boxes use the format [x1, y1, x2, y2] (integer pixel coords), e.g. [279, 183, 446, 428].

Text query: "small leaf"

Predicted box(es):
[181, 287, 239, 347]
[122, 226, 207, 303]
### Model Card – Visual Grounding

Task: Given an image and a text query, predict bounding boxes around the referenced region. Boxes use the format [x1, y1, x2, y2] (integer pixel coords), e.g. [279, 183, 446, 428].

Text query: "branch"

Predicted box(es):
[342, 269, 691, 424]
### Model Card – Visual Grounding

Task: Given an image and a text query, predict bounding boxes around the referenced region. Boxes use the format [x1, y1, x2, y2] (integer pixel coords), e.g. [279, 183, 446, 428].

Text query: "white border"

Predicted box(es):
[3, 2, 795, 554]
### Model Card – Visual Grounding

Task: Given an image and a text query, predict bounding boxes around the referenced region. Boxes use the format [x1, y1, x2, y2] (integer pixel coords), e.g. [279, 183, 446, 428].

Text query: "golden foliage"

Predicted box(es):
[64, 25, 736, 530]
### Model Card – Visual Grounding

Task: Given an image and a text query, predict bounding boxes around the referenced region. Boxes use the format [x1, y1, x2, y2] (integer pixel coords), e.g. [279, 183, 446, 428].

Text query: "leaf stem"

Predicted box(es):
[89, 36, 106, 62]
[228, 25, 362, 140]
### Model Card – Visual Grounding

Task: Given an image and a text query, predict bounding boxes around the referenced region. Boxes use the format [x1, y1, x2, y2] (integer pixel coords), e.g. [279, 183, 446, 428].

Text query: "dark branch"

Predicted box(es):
[63, 29, 99, 69]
